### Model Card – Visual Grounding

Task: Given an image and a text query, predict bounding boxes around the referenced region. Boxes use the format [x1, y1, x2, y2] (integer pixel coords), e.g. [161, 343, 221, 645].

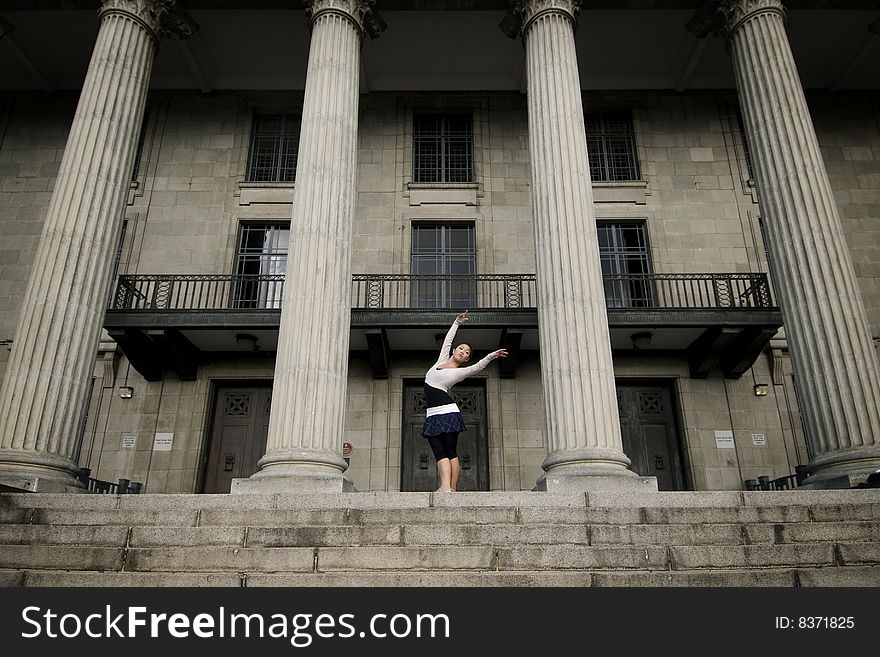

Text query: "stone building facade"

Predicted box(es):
[0, 0, 878, 495]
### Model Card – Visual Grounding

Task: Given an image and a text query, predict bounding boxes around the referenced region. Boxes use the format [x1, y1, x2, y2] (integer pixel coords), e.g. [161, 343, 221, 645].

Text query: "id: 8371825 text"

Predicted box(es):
[775, 617, 854, 629]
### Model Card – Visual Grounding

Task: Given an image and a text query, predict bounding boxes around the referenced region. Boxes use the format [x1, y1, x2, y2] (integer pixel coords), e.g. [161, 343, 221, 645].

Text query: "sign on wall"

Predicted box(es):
[714, 430, 735, 449]
[121, 434, 137, 449]
[152, 432, 173, 451]
[752, 433, 766, 446]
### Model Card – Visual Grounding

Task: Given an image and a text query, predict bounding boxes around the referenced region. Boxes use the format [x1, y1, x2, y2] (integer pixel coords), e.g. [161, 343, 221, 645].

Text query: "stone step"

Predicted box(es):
[3, 521, 878, 548]
[5, 542, 871, 573]
[8, 503, 880, 529]
[2, 489, 878, 512]
[2, 490, 878, 588]
[4, 565, 879, 587]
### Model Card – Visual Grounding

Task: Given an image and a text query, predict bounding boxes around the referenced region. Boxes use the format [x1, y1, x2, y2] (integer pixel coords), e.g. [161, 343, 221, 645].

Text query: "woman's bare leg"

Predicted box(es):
[435, 458, 452, 492]
[450, 457, 460, 491]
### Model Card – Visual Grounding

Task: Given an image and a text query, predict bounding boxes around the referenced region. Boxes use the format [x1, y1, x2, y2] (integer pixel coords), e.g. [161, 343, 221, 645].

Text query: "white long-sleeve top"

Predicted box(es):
[424, 320, 498, 393]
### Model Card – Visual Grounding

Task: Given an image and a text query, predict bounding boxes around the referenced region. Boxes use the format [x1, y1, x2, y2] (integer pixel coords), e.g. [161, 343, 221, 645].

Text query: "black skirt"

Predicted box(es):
[421, 411, 467, 437]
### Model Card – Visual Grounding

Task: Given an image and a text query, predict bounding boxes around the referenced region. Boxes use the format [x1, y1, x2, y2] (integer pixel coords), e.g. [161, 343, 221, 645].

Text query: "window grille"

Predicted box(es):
[597, 221, 653, 307]
[246, 113, 300, 182]
[411, 224, 476, 308]
[585, 113, 639, 182]
[233, 223, 289, 308]
[413, 114, 474, 183]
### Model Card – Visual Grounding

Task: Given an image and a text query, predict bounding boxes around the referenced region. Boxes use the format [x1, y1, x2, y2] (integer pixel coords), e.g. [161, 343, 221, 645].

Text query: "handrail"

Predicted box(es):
[109, 272, 775, 311]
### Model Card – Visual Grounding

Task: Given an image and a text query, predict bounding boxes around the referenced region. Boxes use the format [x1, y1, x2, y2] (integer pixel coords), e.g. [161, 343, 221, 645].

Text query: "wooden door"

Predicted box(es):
[401, 382, 488, 491]
[202, 385, 272, 493]
[617, 384, 686, 491]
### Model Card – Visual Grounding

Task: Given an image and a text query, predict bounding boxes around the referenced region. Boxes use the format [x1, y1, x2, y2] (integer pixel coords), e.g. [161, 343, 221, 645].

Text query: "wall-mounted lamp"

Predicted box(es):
[753, 384, 769, 397]
[630, 331, 653, 350]
[118, 386, 134, 399]
[235, 333, 259, 352]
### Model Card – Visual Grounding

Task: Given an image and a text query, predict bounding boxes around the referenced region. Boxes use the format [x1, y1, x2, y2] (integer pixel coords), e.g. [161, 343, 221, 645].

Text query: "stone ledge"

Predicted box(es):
[592, 179, 649, 205]
[235, 181, 294, 206]
[406, 182, 479, 206]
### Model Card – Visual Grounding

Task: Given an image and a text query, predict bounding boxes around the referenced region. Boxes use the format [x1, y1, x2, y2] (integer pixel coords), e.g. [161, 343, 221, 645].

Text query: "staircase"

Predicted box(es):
[1, 490, 878, 586]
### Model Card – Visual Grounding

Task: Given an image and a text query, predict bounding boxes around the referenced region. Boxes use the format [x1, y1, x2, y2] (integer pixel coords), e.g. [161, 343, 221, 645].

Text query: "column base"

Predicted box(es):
[231, 470, 357, 495]
[0, 472, 86, 493]
[535, 472, 658, 493]
[800, 448, 880, 489]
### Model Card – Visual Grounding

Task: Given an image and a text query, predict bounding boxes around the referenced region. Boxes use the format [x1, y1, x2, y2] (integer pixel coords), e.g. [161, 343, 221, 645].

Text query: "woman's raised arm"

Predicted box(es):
[434, 310, 469, 365]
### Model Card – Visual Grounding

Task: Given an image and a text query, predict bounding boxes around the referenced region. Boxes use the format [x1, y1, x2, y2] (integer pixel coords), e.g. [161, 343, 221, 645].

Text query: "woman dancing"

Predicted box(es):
[421, 310, 507, 492]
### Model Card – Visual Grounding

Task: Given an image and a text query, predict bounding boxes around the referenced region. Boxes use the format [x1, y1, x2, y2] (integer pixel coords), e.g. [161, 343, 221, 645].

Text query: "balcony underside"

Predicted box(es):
[104, 307, 783, 382]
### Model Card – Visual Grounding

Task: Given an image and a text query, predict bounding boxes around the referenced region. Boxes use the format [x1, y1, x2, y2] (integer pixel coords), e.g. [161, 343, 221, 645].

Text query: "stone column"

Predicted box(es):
[232, 0, 384, 494]
[719, 0, 880, 487]
[504, 0, 654, 492]
[0, 0, 189, 492]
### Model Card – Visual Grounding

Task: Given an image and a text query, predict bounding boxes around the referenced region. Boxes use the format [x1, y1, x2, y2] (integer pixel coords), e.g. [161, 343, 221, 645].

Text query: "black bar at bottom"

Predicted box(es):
[0, 587, 873, 655]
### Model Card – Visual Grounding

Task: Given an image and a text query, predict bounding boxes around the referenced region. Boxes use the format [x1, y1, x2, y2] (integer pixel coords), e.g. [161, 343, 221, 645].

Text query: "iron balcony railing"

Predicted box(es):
[111, 272, 774, 311]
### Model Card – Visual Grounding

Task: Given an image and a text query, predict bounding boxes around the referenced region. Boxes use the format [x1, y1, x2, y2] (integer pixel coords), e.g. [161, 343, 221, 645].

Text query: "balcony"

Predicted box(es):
[104, 272, 782, 380]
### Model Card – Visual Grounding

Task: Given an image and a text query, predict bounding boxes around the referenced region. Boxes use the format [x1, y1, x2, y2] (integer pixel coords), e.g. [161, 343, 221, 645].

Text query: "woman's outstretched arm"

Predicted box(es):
[454, 348, 508, 378]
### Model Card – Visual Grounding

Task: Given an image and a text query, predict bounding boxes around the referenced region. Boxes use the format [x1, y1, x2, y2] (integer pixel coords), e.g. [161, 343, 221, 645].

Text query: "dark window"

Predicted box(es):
[76, 377, 96, 457]
[597, 221, 653, 307]
[131, 110, 150, 181]
[411, 224, 476, 308]
[789, 375, 812, 460]
[413, 114, 474, 183]
[113, 220, 128, 276]
[757, 218, 774, 276]
[246, 113, 301, 182]
[736, 110, 754, 180]
[585, 113, 639, 182]
[233, 223, 289, 308]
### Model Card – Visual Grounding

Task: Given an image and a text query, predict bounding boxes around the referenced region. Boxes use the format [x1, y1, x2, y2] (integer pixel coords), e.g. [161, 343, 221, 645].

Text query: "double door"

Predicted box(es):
[401, 382, 489, 491]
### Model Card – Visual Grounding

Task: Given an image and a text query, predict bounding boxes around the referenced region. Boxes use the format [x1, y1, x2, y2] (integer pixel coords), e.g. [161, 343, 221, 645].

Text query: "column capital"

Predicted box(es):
[305, 0, 386, 40]
[500, 0, 581, 40]
[99, 0, 198, 41]
[717, 0, 785, 37]
[687, 1, 785, 39]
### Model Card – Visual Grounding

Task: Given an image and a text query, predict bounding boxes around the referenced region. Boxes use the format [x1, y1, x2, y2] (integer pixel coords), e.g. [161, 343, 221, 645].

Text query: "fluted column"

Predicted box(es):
[505, 0, 654, 492]
[0, 0, 189, 492]
[720, 0, 880, 487]
[232, 0, 384, 493]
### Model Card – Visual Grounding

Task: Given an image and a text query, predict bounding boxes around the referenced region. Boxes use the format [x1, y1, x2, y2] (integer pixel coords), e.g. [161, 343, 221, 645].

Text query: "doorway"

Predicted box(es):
[616, 382, 687, 491]
[202, 382, 272, 493]
[401, 380, 489, 491]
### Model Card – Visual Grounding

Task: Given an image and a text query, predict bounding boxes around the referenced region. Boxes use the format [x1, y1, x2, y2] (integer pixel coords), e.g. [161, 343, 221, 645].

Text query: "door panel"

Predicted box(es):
[401, 382, 488, 491]
[203, 385, 272, 493]
[616, 384, 686, 491]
